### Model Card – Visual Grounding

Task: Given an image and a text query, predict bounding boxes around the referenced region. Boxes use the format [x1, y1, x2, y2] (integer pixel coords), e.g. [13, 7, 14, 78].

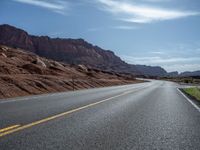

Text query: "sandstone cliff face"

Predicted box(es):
[0, 24, 128, 72]
[0, 24, 34, 51]
[0, 24, 168, 77]
[30, 36, 124, 67]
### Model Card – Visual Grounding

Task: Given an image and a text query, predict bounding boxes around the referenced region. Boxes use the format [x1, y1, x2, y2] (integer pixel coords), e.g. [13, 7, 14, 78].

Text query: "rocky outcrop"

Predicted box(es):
[0, 24, 34, 51]
[32, 57, 47, 68]
[0, 45, 140, 99]
[0, 52, 7, 58]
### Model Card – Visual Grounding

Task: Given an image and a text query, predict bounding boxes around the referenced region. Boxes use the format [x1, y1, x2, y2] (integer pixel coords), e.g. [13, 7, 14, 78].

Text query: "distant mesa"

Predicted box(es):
[179, 71, 200, 77]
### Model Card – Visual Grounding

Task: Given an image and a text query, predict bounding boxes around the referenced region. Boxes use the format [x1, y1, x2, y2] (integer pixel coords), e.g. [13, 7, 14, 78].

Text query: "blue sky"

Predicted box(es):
[0, 0, 200, 72]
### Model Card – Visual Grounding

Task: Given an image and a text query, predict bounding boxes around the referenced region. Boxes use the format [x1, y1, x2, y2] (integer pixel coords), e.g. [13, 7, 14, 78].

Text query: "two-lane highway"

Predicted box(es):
[1, 80, 200, 149]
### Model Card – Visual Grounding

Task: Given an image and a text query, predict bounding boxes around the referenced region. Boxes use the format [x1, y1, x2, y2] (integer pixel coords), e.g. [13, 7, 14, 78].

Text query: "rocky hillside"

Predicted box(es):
[0, 45, 140, 99]
[0, 24, 168, 77]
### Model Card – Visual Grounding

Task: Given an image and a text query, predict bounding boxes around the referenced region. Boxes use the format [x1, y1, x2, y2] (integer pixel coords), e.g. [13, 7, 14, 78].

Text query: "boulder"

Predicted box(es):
[32, 57, 46, 68]
[0, 47, 8, 52]
[78, 65, 88, 72]
[0, 53, 7, 58]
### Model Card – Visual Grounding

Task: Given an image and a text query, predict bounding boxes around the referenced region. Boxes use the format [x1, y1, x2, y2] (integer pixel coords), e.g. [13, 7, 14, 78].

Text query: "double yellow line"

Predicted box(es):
[0, 86, 147, 138]
[0, 125, 21, 135]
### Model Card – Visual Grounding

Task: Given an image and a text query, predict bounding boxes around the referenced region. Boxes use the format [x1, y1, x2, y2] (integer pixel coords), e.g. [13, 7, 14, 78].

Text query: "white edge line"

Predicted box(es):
[177, 88, 200, 112]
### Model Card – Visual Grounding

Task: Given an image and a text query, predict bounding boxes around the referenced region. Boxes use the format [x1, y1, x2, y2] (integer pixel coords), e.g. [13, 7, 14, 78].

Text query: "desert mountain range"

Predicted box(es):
[0, 24, 199, 77]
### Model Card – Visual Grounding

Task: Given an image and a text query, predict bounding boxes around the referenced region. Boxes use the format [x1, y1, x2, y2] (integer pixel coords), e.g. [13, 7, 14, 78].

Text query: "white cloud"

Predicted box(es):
[122, 55, 200, 64]
[13, 0, 68, 15]
[150, 51, 166, 55]
[121, 55, 200, 72]
[143, 0, 171, 2]
[163, 64, 200, 73]
[87, 27, 103, 32]
[113, 25, 138, 30]
[96, 0, 199, 23]
[87, 25, 138, 32]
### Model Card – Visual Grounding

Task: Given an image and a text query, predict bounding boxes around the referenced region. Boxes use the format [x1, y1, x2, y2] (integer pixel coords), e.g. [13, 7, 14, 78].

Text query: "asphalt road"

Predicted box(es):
[0, 80, 200, 150]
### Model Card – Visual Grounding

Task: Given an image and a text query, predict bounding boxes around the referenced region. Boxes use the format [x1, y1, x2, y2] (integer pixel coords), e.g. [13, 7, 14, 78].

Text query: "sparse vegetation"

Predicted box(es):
[183, 87, 200, 101]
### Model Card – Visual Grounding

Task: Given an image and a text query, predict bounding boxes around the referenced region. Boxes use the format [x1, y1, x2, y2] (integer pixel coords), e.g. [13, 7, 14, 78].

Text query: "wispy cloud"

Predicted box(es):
[150, 51, 166, 55]
[96, 0, 199, 23]
[87, 25, 138, 32]
[121, 55, 200, 72]
[13, 0, 68, 15]
[122, 55, 200, 64]
[113, 25, 138, 30]
[163, 64, 200, 73]
[143, 0, 171, 2]
[87, 27, 103, 32]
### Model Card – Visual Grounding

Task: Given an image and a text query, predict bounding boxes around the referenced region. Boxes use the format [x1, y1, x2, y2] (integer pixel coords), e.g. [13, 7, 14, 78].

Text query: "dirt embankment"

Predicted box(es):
[0, 45, 141, 99]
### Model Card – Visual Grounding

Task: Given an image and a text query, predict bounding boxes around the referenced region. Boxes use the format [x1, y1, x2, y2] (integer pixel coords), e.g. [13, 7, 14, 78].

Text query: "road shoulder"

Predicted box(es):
[177, 88, 200, 112]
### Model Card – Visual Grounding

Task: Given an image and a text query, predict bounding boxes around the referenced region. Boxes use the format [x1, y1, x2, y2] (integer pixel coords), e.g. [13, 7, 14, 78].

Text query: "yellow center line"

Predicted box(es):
[0, 87, 147, 138]
[0, 125, 21, 133]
